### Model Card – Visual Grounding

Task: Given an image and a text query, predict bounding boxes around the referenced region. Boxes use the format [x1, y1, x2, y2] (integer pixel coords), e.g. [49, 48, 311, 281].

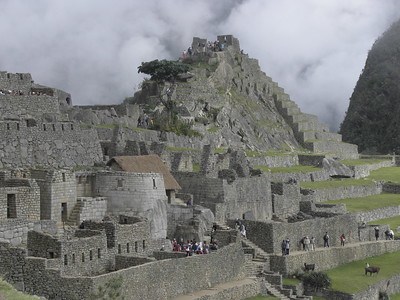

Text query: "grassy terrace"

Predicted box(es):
[300, 178, 375, 189]
[367, 166, 400, 184]
[256, 165, 323, 173]
[325, 251, 400, 294]
[321, 193, 400, 212]
[368, 215, 400, 237]
[339, 158, 391, 166]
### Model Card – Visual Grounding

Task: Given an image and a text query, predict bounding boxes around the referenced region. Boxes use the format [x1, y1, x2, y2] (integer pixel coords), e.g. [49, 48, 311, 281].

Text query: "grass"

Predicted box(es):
[367, 167, 400, 184]
[254, 165, 323, 173]
[214, 148, 227, 154]
[339, 158, 391, 166]
[300, 178, 375, 189]
[207, 126, 220, 133]
[321, 193, 400, 212]
[192, 164, 200, 172]
[392, 292, 400, 300]
[282, 277, 301, 286]
[368, 215, 400, 237]
[0, 279, 38, 300]
[325, 251, 400, 294]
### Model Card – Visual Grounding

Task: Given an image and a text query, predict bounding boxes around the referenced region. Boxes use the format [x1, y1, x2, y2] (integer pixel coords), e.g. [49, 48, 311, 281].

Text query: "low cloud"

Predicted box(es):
[1, 0, 399, 131]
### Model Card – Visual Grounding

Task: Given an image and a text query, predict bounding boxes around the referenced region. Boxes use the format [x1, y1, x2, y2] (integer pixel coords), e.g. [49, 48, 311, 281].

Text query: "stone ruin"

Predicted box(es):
[0, 35, 399, 299]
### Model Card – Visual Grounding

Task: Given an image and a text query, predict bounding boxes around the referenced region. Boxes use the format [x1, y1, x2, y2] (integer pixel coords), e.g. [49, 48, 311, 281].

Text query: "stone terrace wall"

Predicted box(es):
[269, 241, 400, 276]
[248, 155, 299, 168]
[383, 183, 400, 193]
[23, 241, 245, 300]
[0, 121, 103, 168]
[301, 184, 382, 202]
[244, 214, 358, 254]
[268, 170, 329, 183]
[353, 205, 400, 223]
[350, 160, 394, 179]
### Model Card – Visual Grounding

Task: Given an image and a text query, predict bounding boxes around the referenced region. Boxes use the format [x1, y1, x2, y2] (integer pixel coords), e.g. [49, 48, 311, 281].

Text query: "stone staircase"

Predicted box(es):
[65, 200, 84, 226]
[273, 91, 359, 160]
[242, 238, 302, 299]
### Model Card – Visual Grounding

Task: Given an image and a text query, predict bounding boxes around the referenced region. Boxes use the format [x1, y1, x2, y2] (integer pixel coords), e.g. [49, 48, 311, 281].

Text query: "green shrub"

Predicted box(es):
[302, 271, 331, 291]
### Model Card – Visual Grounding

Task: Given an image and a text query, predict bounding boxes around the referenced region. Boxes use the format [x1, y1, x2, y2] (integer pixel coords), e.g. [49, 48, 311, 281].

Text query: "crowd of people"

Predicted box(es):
[137, 113, 153, 128]
[182, 38, 229, 58]
[0, 89, 24, 95]
[171, 238, 218, 256]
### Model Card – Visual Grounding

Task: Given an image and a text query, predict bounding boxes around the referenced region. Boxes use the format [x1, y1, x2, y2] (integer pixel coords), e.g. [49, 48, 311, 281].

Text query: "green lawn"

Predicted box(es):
[282, 277, 301, 286]
[325, 251, 400, 294]
[367, 167, 400, 184]
[321, 193, 400, 212]
[255, 165, 323, 173]
[300, 178, 375, 189]
[339, 158, 391, 166]
[392, 292, 400, 300]
[0, 279, 38, 300]
[368, 215, 400, 237]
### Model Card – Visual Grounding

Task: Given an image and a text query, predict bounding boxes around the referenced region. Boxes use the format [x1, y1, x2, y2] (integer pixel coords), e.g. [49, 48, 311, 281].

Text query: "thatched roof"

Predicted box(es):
[107, 155, 181, 190]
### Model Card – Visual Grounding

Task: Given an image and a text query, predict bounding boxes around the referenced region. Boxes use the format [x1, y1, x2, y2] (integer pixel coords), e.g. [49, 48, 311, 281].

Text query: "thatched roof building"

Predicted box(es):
[106, 155, 181, 191]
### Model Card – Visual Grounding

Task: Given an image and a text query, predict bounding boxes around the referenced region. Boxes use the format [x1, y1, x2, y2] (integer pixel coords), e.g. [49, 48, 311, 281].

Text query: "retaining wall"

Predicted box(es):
[269, 241, 400, 276]
[301, 184, 382, 202]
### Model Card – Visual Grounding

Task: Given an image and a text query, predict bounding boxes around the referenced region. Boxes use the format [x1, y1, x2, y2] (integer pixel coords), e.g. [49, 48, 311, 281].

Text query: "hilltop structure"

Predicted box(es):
[0, 35, 399, 300]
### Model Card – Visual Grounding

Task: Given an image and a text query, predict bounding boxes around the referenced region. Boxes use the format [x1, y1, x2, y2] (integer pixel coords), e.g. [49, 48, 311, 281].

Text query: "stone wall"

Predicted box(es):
[0, 95, 60, 119]
[301, 184, 382, 202]
[383, 183, 400, 193]
[248, 155, 299, 168]
[271, 181, 301, 218]
[243, 214, 358, 254]
[0, 71, 33, 92]
[350, 160, 394, 179]
[0, 121, 103, 168]
[268, 170, 329, 183]
[269, 241, 400, 276]
[77, 197, 107, 223]
[22, 241, 246, 300]
[0, 219, 57, 245]
[31, 169, 77, 223]
[0, 179, 40, 220]
[353, 205, 400, 223]
[0, 242, 26, 289]
[174, 172, 273, 223]
[95, 171, 168, 239]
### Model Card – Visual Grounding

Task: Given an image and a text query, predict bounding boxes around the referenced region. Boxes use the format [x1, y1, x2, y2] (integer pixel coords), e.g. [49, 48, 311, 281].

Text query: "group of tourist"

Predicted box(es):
[0, 89, 24, 95]
[171, 238, 218, 256]
[299, 236, 316, 251]
[183, 38, 229, 58]
[137, 113, 153, 128]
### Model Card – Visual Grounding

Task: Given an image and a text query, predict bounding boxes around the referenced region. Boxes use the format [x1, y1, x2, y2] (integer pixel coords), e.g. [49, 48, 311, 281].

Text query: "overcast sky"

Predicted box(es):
[1, 0, 400, 131]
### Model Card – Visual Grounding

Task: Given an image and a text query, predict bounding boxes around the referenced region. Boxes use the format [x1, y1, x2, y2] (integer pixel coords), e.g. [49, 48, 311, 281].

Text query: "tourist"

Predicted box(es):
[304, 236, 310, 251]
[285, 238, 290, 255]
[281, 240, 287, 256]
[323, 232, 330, 247]
[374, 227, 380, 241]
[310, 236, 315, 251]
[389, 229, 395, 240]
[235, 218, 241, 231]
[240, 223, 246, 239]
[340, 234, 346, 246]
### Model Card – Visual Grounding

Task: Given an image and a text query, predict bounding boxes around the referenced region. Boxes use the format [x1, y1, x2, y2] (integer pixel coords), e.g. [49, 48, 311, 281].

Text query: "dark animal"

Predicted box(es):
[304, 263, 315, 272]
[365, 266, 380, 276]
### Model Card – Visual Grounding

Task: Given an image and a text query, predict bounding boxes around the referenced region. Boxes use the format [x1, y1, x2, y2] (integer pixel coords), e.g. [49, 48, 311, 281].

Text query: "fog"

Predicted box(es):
[1, 0, 399, 131]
